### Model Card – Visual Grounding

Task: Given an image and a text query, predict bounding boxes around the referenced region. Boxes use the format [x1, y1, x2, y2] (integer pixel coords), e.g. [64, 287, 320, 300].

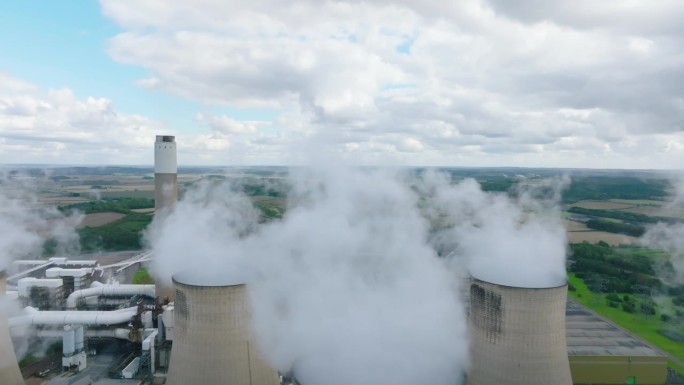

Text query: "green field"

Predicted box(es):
[568, 273, 684, 374]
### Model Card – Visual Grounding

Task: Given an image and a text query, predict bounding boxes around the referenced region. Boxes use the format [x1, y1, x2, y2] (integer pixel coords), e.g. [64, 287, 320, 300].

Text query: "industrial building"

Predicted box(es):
[566, 301, 668, 385]
[166, 274, 279, 385]
[467, 277, 573, 385]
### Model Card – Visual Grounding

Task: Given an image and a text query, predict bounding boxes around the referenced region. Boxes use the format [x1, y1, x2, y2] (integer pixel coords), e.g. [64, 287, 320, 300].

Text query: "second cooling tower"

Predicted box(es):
[166, 274, 279, 385]
[467, 277, 572, 385]
[0, 271, 24, 385]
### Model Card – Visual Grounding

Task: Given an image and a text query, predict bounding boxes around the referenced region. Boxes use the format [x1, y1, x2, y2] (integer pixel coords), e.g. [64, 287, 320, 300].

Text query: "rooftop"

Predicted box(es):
[566, 301, 664, 357]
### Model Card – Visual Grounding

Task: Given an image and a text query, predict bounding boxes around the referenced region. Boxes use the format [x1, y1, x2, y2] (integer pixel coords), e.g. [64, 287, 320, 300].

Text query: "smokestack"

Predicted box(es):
[0, 271, 25, 385]
[467, 277, 572, 385]
[166, 274, 279, 385]
[154, 135, 177, 213]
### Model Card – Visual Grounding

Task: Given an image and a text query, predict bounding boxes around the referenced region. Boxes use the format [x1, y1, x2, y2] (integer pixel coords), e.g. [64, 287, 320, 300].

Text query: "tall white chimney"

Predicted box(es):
[154, 135, 177, 213]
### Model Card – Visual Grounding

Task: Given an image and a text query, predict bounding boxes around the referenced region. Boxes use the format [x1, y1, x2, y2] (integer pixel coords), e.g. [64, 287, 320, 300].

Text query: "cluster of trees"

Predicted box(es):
[584, 219, 646, 237]
[54, 198, 156, 252]
[79, 212, 152, 252]
[568, 206, 681, 225]
[562, 176, 669, 203]
[60, 198, 154, 214]
[570, 242, 662, 294]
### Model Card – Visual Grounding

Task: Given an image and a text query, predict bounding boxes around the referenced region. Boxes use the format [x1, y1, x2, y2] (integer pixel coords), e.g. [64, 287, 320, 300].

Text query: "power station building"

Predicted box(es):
[154, 135, 178, 213]
[467, 277, 573, 385]
[566, 301, 668, 385]
[166, 274, 279, 385]
[0, 271, 25, 385]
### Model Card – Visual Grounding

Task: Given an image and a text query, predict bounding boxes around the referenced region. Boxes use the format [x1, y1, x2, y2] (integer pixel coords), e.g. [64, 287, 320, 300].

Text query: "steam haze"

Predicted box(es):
[641, 176, 684, 284]
[0, 174, 82, 272]
[147, 164, 572, 384]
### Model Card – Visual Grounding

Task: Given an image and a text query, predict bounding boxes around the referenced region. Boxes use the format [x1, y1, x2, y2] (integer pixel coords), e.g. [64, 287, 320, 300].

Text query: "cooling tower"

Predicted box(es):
[166, 274, 279, 385]
[154, 135, 177, 213]
[467, 277, 572, 385]
[0, 271, 25, 385]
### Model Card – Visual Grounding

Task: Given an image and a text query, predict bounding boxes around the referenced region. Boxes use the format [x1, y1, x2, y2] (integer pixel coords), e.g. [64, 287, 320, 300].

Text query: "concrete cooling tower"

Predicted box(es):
[154, 135, 177, 212]
[166, 274, 279, 385]
[467, 277, 572, 385]
[1, 271, 24, 385]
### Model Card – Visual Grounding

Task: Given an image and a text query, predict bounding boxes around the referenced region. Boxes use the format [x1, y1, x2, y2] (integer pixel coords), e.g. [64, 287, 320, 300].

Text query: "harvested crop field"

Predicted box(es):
[131, 208, 155, 213]
[567, 230, 637, 245]
[620, 205, 684, 218]
[78, 212, 126, 228]
[564, 220, 591, 231]
[572, 200, 635, 210]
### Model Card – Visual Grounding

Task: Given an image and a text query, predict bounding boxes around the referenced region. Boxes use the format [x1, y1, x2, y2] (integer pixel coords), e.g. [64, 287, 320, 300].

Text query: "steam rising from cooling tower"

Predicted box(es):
[154, 135, 178, 213]
[166, 274, 279, 385]
[467, 277, 572, 385]
[148, 165, 570, 385]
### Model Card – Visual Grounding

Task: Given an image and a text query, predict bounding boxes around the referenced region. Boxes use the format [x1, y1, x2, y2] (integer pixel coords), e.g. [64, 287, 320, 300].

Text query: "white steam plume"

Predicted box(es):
[641, 176, 684, 284]
[0, 172, 83, 271]
[147, 166, 469, 385]
[148, 164, 572, 384]
[420, 172, 569, 288]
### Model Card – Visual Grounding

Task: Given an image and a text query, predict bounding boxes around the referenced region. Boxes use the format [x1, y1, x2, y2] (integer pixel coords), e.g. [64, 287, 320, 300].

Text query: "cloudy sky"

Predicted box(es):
[0, 0, 682, 168]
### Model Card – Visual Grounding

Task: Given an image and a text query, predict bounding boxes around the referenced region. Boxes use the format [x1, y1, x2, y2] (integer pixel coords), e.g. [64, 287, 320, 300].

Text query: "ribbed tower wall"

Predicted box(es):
[166, 277, 279, 385]
[467, 278, 572, 385]
[0, 271, 24, 385]
[154, 135, 177, 213]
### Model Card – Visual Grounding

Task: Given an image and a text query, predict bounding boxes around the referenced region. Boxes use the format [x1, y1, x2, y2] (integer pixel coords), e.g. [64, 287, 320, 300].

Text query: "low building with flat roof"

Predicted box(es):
[566, 301, 668, 385]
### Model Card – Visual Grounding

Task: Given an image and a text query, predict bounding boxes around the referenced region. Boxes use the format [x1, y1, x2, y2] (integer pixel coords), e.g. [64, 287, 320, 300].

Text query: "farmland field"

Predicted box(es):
[565, 220, 638, 245]
[621, 205, 684, 218]
[131, 208, 155, 213]
[572, 200, 635, 210]
[78, 212, 126, 228]
[564, 220, 590, 231]
[567, 230, 637, 245]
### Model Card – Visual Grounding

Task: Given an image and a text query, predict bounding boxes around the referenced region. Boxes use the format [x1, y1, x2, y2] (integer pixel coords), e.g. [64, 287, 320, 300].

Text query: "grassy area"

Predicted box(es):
[568, 273, 684, 374]
[132, 267, 155, 284]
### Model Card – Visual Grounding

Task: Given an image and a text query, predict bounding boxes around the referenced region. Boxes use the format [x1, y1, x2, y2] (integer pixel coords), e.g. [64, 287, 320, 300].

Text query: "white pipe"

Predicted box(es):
[35, 328, 133, 341]
[66, 284, 155, 309]
[142, 330, 158, 350]
[9, 307, 137, 327]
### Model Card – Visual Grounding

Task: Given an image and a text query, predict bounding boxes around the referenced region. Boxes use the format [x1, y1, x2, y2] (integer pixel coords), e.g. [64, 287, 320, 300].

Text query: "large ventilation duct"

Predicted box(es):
[66, 283, 155, 308]
[0, 271, 24, 385]
[166, 274, 279, 385]
[467, 277, 572, 385]
[9, 306, 137, 327]
[154, 134, 177, 213]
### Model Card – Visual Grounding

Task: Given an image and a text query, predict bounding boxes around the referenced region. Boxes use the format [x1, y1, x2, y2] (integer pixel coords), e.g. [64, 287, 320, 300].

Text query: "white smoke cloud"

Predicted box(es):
[248, 167, 468, 385]
[419, 172, 569, 288]
[641, 177, 684, 284]
[148, 164, 570, 384]
[0, 172, 83, 272]
[146, 178, 260, 286]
